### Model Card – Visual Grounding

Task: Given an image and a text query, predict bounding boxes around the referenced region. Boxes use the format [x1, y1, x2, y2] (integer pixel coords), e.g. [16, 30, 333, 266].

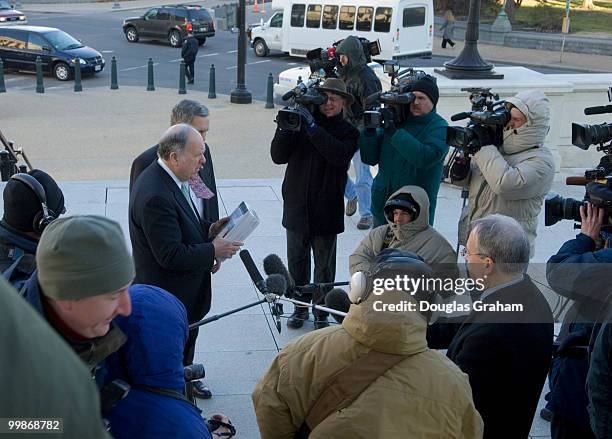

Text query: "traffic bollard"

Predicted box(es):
[179, 61, 187, 95]
[110, 56, 118, 90]
[208, 64, 216, 99]
[265, 72, 274, 109]
[147, 58, 155, 91]
[35, 57, 44, 94]
[0, 58, 5, 93]
[74, 58, 82, 92]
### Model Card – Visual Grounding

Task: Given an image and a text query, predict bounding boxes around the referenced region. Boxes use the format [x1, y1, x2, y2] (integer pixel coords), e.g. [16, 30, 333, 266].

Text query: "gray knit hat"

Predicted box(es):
[36, 215, 135, 300]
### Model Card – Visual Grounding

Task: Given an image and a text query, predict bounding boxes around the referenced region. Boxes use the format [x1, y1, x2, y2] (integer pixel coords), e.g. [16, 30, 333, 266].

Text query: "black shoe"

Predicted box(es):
[287, 306, 309, 329]
[314, 315, 329, 330]
[192, 380, 212, 399]
[187, 79, 194, 84]
[540, 407, 553, 422]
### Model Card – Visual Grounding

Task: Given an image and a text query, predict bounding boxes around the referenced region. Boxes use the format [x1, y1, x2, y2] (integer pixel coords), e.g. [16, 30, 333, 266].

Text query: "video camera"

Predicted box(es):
[446, 88, 509, 155]
[363, 61, 432, 129]
[545, 87, 612, 231]
[306, 37, 381, 78]
[0, 128, 33, 181]
[277, 76, 327, 131]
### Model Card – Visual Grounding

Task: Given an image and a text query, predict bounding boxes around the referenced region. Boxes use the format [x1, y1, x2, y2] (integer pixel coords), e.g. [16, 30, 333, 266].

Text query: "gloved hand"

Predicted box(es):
[294, 106, 317, 136]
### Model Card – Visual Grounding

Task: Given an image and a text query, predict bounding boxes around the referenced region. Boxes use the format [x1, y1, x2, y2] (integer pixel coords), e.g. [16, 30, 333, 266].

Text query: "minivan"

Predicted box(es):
[0, 26, 105, 81]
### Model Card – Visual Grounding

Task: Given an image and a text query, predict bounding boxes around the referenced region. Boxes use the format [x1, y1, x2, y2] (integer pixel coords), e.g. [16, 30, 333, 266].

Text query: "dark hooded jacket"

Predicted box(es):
[335, 36, 382, 128]
[106, 284, 212, 439]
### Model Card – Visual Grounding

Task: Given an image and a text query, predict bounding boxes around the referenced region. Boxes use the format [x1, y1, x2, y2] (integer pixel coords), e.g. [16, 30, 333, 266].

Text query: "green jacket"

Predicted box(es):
[360, 109, 448, 226]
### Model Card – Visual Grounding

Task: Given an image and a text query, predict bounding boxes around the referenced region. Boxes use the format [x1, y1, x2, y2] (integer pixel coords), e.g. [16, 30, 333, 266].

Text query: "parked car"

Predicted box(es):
[0, 26, 105, 80]
[123, 4, 215, 48]
[0, 0, 26, 25]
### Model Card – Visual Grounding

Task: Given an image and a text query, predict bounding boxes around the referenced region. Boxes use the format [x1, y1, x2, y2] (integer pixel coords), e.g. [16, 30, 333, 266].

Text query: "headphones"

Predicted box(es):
[348, 250, 432, 305]
[10, 173, 57, 235]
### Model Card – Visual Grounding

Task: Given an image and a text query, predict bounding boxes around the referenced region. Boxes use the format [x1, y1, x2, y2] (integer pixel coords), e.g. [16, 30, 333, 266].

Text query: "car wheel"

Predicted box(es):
[169, 30, 182, 48]
[53, 62, 71, 81]
[125, 26, 139, 43]
[253, 39, 269, 57]
[198, 37, 206, 46]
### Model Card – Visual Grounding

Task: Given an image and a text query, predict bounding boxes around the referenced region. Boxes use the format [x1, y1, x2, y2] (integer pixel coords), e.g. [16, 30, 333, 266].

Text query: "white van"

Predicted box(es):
[248, 0, 433, 61]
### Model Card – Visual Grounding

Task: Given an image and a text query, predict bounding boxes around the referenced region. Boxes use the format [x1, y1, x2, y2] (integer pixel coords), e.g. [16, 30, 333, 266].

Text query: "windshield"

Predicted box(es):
[188, 8, 212, 22]
[43, 30, 83, 50]
[0, 1, 12, 10]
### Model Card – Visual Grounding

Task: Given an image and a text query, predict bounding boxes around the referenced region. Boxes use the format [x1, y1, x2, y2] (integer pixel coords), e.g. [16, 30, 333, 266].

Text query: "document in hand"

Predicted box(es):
[219, 201, 260, 241]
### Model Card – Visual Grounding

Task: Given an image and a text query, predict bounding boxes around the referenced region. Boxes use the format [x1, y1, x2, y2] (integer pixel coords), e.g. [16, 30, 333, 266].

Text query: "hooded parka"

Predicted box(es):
[350, 185, 458, 275]
[455, 90, 555, 257]
[252, 292, 484, 439]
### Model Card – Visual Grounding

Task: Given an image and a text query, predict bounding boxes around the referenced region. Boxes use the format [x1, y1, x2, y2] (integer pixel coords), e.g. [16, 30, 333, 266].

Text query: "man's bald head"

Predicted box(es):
[157, 123, 200, 161]
[157, 124, 206, 182]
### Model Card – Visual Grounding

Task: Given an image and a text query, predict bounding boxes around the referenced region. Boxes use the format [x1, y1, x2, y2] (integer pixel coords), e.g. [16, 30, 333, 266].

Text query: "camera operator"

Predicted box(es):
[546, 202, 612, 439]
[0, 170, 65, 290]
[336, 36, 382, 230]
[360, 75, 448, 227]
[253, 250, 483, 439]
[271, 78, 359, 330]
[451, 90, 555, 257]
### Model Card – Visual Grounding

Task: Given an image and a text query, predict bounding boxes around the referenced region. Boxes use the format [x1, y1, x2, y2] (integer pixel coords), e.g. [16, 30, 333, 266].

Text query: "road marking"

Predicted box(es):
[225, 65, 238, 70]
[248, 60, 271, 65]
[5, 77, 25, 82]
[287, 62, 297, 65]
[47, 86, 66, 90]
[198, 53, 218, 57]
[121, 66, 143, 71]
[101, 50, 114, 54]
[226, 50, 238, 53]
[169, 58, 183, 63]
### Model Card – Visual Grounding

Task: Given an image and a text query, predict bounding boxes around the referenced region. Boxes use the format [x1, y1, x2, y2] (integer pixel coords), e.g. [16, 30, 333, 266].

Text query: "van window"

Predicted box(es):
[174, 8, 188, 20]
[270, 12, 283, 27]
[403, 7, 425, 27]
[356, 7, 373, 32]
[306, 5, 321, 28]
[322, 5, 338, 29]
[144, 8, 158, 20]
[28, 33, 48, 51]
[338, 5, 355, 30]
[157, 8, 171, 20]
[0, 30, 26, 49]
[374, 7, 392, 32]
[291, 4, 305, 27]
[188, 8, 212, 22]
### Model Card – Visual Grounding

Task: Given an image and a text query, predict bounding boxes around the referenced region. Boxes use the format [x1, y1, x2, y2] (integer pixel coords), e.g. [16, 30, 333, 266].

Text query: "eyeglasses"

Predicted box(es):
[460, 248, 489, 259]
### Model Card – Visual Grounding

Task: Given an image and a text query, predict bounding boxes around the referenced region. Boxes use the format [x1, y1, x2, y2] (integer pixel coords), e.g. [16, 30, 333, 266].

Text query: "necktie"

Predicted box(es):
[180, 182, 197, 217]
[189, 175, 215, 199]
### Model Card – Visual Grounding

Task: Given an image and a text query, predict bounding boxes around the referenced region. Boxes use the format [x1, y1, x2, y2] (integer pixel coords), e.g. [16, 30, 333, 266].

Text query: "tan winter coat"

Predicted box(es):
[252, 293, 484, 439]
[349, 185, 458, 275]
[455, 90, 555, 257]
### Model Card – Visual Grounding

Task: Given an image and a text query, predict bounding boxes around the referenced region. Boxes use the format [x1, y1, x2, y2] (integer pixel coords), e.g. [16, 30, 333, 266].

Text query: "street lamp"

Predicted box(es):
[435, 0, 504, 79]
[230, 0, 252, 103]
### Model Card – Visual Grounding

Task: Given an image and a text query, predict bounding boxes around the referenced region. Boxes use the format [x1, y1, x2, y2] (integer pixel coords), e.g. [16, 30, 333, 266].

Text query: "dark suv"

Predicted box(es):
[123, 4, 215, 48]
[0, 26, 105, 81]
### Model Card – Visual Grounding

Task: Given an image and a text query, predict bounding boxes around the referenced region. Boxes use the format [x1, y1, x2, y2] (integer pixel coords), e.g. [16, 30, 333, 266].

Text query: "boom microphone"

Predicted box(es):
[324, 288, 351, 324]
[584, 105, 612, 116]
[263, 254, 295, 296]
[265, 274, 287, 297]
[239, 250, 267, 294]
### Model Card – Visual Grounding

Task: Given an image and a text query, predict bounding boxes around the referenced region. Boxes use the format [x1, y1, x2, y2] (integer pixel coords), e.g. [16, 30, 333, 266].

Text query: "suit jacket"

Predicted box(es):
[129, 162, 215, 323]
[427, 276, 554, 439]
[129, 144, 219, 224]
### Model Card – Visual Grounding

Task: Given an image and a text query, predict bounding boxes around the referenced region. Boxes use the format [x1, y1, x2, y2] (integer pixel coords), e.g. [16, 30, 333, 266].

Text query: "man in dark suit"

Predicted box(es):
[181, 29, 198, 84]
[129, 123, 242, 400]
[129, 99, 219, 224]
[427, 214, 554, 439]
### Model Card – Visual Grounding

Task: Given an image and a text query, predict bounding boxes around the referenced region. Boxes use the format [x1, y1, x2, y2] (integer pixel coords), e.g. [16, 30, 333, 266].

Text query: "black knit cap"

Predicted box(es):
[3, 170, 65, 233]
[384, 193, 420, 221]
[411, 75, 439, 106]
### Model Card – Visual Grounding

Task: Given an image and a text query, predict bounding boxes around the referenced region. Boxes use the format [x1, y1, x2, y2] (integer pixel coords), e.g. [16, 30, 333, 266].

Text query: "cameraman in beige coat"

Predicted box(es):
[452, 90, 555, 258]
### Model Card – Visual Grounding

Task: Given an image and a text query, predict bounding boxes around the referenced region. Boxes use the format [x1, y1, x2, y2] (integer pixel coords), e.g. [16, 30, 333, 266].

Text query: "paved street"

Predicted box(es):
[3, 6, 588, 99]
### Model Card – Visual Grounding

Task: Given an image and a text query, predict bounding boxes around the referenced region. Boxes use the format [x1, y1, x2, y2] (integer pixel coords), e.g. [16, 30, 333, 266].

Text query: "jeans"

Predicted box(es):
[344, 150, 372, 219]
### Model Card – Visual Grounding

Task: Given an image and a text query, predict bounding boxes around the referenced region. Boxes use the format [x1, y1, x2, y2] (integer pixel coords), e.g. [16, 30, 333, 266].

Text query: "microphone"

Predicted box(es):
[324, 288, 351, 324]
[450, 112, 471, 122]
[584, 105, 612, 115]
[265, 274, 287, 297]
[239, 250, 267, 294]
[263, 254, 296, 297]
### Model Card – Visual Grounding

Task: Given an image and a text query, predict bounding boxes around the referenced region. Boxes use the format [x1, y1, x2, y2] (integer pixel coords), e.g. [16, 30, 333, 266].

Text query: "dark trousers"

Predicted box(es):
[442, 38, 455, 48]
[183, 327, 198, 366]
[184, 60, 195, 81]
[286, 229, 337, 315]
[551, 415, 595, 439]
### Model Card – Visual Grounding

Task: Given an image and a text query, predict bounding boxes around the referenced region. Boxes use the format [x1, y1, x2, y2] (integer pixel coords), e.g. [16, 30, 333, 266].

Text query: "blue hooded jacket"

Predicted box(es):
[106, 284, 211, 439]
